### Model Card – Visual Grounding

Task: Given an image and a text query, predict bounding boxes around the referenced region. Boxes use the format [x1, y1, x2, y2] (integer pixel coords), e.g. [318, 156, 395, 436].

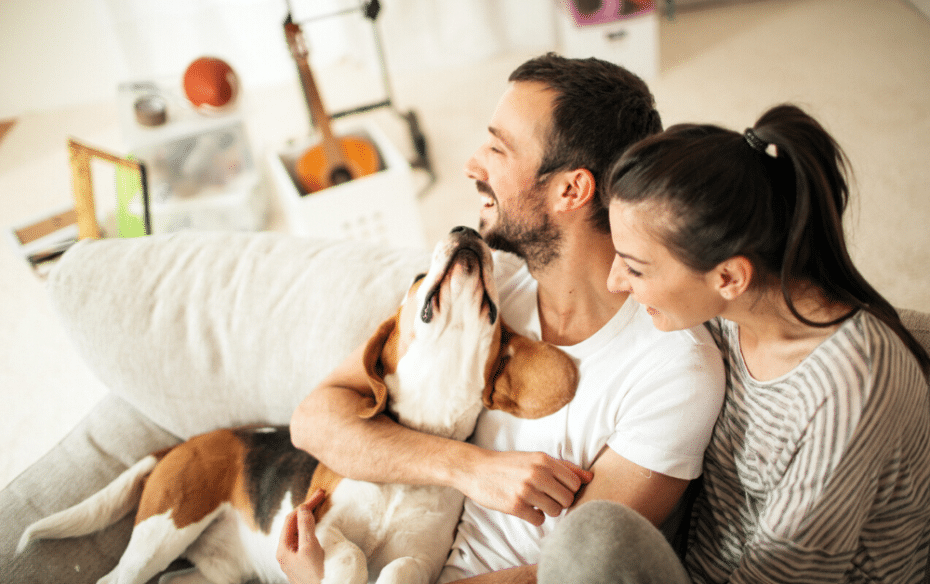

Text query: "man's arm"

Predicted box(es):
[441, 449, 687, 584]
[290, 342, 591, 525]
[450, 566, 536, 584]
[291, 343, 460, 487]
[574, 446, 689, 527]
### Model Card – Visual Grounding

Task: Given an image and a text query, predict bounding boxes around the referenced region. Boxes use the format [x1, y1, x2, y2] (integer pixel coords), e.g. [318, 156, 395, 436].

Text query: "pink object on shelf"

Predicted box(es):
[563, 0, 656, 26]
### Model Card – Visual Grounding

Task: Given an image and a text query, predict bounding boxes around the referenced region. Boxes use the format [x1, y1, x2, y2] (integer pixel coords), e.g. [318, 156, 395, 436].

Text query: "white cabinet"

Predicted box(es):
[117, 80, 267, 234]
[267, 121, 426, 249]
[557, 8, 659, 81]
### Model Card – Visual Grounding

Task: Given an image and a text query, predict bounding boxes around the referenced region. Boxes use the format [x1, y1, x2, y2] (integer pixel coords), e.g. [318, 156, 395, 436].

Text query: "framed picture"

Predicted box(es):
[68, 138, 150, 239]
[7, 205, 79, 274]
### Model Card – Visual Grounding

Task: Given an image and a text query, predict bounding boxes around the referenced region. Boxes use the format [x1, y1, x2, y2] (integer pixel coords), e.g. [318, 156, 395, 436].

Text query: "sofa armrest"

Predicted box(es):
[0, 394, 180, 583]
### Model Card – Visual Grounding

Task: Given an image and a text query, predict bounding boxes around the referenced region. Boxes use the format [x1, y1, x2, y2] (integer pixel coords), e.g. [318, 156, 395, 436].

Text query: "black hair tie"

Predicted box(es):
[744, 128, 768, 152]
[744, 128, 778, 157]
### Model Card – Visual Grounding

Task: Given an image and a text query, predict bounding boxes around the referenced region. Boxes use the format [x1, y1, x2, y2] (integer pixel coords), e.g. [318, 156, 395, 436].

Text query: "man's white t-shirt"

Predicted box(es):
[439, 252, 726, 581]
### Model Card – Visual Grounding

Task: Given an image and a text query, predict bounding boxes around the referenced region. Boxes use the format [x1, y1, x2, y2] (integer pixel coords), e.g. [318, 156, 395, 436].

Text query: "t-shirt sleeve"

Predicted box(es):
[606, 335, 726, 480]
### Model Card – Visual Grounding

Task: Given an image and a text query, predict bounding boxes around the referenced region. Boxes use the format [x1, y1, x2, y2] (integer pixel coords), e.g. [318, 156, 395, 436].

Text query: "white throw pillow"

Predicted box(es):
[47, 232, 429, 439]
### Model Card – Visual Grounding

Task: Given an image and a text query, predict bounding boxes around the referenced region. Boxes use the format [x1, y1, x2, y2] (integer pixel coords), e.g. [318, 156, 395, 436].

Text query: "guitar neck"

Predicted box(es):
[285, 20, 348, 167]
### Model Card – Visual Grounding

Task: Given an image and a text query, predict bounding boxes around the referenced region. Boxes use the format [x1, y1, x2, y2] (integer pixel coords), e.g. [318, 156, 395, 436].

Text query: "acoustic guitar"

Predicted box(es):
[284, 16, 380, 194]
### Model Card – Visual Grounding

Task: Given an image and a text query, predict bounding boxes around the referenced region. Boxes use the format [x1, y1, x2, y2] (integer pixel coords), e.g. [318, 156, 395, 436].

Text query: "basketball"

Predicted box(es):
[183, 57, 239, 111]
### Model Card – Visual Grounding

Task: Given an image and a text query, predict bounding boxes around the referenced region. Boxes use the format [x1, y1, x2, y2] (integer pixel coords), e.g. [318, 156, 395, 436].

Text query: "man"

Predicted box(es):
[280, 53, 725, 584]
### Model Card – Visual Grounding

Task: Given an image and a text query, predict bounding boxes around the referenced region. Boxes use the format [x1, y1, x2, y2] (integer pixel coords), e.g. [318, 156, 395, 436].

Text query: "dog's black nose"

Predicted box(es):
[451, 226, 480, 238]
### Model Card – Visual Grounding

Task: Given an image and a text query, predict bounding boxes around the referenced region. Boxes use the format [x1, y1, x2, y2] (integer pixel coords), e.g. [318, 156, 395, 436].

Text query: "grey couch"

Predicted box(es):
[1, 231, 928, 583]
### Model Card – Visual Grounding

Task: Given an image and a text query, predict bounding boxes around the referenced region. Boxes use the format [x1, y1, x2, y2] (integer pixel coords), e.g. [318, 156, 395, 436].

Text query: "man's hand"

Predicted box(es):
[277, 489, 327, 584]
[459, 449, 593, 526]
[292, 345, 593, 527]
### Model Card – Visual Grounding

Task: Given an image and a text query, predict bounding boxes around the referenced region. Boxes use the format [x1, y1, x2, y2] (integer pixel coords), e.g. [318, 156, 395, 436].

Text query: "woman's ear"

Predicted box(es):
[715, 256, 753, 300]
[554, 168, 596, 213]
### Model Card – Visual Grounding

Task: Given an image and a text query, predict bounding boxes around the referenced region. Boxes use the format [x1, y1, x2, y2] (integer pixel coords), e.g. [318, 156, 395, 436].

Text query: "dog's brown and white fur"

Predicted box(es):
[18, 227, 578, 584]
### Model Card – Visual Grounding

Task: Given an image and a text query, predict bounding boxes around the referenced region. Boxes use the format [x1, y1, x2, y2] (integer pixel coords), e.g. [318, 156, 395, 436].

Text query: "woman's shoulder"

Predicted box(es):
[847, 310, 927, 386]
[790, 311, 927, 423]
[704, 316, 735, 355]
[833, 310, 911, 362]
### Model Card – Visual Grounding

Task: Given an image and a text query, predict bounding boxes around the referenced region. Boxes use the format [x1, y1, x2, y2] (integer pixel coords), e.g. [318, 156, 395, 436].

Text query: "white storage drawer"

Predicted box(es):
[557, 10, 659, 81]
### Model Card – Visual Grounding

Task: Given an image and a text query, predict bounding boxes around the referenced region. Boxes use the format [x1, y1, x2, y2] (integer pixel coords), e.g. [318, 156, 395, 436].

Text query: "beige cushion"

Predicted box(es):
[900, 308, 930, 358]
[46, 231, 430, 439]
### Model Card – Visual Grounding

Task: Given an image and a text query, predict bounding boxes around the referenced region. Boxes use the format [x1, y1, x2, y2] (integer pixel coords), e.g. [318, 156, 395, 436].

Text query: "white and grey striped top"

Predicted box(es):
[687, 311, 930, 583]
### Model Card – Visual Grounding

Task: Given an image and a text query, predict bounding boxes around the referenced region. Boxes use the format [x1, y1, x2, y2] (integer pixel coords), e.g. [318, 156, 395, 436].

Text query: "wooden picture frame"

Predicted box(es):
[68, 138, 150, 239]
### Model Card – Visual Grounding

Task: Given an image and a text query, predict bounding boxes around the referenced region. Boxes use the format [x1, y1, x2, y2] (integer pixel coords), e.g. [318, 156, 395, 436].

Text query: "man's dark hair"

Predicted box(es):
[509, 53, 662, 233]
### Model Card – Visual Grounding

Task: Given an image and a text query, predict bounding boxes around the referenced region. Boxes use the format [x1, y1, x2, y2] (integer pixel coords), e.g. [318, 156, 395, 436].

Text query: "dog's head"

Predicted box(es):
[358, 226, 578, 437]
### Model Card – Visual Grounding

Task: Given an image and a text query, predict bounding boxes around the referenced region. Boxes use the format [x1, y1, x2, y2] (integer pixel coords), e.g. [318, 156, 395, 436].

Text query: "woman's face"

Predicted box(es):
[607, 200, 726, 331]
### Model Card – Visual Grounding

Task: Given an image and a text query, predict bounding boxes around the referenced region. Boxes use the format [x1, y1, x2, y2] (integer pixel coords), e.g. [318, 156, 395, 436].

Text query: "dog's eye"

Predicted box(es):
[412, 273, 427, 285]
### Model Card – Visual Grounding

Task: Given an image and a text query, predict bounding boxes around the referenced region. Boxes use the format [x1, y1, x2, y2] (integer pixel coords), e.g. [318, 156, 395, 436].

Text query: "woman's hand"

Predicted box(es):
[276, 489, 327, 584]
[457, 449, 593, 526]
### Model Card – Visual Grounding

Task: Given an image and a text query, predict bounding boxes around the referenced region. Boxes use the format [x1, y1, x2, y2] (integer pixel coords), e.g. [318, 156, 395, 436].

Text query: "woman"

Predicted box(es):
[594, 103, 930, 583]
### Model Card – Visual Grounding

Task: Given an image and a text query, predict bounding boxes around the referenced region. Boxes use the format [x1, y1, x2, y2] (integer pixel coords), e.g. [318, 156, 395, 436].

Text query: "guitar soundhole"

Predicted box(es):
[330, 167, 352, 186]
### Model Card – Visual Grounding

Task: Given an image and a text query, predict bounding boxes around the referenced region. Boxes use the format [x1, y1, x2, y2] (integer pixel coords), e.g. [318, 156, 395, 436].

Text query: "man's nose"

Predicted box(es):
[464, 151, 487, 181]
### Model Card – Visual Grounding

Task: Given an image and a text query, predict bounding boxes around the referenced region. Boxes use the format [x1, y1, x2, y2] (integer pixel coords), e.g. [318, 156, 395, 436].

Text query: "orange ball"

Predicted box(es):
[183, 57, 238, 111]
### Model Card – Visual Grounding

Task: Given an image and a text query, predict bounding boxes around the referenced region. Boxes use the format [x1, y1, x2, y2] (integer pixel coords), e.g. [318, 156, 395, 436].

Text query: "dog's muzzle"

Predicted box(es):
[421, 227, 498, 325]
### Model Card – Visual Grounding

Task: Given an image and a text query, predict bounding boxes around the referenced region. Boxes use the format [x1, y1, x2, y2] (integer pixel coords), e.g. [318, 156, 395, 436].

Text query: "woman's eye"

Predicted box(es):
[626, 264, 643, 278]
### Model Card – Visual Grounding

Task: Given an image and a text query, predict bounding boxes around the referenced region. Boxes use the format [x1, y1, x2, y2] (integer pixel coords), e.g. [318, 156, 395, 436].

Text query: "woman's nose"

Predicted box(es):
[607, 257, 632, 294]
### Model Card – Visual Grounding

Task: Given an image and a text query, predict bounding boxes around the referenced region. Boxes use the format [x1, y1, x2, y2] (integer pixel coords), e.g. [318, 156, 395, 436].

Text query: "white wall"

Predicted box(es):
[0, 0, 303, 118]
[0, 0, 561, 120]
[0, 0, 124, 117]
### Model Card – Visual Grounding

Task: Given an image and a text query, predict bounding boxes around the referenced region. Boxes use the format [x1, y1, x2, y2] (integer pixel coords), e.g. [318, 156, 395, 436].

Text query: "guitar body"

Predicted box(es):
[296, 135, 380, 194]
[284, 16, 381, 195]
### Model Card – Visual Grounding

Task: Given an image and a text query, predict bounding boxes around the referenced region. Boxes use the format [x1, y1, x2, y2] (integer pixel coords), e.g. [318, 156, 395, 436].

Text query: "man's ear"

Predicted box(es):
[553, 168, 596, 214]
[714, 256, 754, 300]
[483, 323, 579, 419]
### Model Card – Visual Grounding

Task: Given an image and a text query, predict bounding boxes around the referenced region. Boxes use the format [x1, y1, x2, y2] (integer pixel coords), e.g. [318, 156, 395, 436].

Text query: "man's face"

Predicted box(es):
[465, 82, 562, 269]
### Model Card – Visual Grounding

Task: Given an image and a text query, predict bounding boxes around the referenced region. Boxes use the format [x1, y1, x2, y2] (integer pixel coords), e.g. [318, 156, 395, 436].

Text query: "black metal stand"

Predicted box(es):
[288, 0, 434, 185]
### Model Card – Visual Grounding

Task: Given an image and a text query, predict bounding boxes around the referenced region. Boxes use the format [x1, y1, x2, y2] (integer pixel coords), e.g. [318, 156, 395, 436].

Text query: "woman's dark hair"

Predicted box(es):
[604, 103, 930, 375]
[509, 53, 662, 233]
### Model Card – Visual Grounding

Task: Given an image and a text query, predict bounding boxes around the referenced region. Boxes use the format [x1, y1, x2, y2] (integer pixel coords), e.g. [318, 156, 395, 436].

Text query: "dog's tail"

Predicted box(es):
[16, 454, 160, 554]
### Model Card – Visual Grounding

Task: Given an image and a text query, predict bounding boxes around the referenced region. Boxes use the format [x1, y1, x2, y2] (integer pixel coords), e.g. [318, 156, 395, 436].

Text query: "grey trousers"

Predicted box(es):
[537, 501, 692, 584]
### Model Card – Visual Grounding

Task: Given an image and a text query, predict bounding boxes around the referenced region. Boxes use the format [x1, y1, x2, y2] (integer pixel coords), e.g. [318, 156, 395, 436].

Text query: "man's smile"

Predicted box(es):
[476, 180, 497, 209]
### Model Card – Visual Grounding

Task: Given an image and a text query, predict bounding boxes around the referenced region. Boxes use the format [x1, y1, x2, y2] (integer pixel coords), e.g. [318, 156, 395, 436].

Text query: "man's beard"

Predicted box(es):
[477, 179, 562, 272]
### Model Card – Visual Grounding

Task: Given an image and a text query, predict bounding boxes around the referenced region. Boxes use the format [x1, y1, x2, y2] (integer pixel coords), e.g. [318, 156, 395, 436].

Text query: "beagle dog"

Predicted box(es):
[18, 226, 578, 584]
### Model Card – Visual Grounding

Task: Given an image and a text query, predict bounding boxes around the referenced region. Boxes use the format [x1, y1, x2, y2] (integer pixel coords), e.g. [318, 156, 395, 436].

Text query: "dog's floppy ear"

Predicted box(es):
[358, 312, 400, 419]
[483, 323, 579, 419]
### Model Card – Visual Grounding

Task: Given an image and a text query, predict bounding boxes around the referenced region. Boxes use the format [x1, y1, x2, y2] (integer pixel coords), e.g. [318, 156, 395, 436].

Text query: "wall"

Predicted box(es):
[0, 0, 123, 117]
[0, 0, 561, 120]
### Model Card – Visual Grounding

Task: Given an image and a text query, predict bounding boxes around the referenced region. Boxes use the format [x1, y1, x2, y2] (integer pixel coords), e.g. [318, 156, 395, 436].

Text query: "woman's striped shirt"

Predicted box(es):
[687, 311, 930, 583]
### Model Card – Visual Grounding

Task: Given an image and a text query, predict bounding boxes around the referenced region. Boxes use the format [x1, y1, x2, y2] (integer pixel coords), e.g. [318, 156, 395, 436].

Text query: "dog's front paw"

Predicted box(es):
[320, 536, 367, 584]
[375, 556, 433, 584]
[320, 553, 367, 584]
